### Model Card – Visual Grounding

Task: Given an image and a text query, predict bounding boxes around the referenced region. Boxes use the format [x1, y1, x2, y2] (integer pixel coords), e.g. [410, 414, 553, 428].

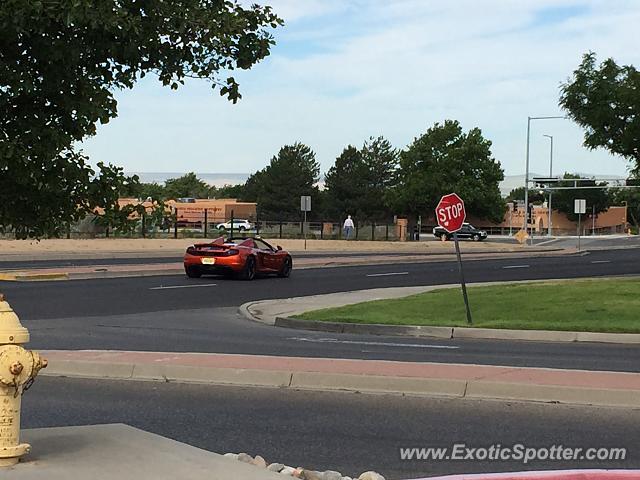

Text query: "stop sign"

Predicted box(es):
[435, 193, 466, 233]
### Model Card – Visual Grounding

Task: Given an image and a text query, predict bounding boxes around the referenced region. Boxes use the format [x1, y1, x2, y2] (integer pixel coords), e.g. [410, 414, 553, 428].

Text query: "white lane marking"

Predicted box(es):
[591, 260, 611, 264]
[288, 337, 459, 350]
[150, 283, 217, 290]
[502, 265, 530, 269]
[533, 239, 559, 246]
[366, 272, 409, 277]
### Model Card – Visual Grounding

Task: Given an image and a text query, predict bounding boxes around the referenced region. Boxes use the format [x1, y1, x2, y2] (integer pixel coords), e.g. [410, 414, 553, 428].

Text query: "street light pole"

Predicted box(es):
[524, 117, 531, 236]
[523, 116, 564, 242]
[543, 134, 553, 237]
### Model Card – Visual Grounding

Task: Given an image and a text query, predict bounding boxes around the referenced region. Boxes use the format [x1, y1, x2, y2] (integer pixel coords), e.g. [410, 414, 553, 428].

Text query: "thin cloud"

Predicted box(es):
[81, 0, 640, 177]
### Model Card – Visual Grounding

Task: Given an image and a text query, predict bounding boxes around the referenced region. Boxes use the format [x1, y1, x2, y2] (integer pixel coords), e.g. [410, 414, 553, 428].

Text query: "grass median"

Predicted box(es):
[295, 279, 640, 333]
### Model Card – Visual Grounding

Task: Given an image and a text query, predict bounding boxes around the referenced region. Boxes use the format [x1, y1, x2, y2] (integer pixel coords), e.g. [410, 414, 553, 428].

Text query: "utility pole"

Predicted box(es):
[543, 134, 553, 237]
[523, 116, 564, 244]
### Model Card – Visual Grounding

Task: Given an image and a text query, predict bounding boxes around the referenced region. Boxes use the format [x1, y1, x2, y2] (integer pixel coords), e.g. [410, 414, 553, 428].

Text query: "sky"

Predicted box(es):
[80, 0, 640, 179]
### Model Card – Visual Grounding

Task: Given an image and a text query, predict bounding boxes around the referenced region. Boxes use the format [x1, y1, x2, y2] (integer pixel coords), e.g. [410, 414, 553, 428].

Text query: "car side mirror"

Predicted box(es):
[277, 245, 282, 251]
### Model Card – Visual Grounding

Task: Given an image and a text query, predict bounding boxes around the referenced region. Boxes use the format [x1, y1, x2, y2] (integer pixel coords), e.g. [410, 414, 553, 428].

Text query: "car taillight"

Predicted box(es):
[186, 246, 196, 255]
[222, 249, 239, 256]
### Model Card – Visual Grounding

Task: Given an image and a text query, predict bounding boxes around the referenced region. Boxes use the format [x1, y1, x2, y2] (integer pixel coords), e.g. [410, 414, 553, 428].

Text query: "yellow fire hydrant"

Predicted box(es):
[0, 294, 47, 467]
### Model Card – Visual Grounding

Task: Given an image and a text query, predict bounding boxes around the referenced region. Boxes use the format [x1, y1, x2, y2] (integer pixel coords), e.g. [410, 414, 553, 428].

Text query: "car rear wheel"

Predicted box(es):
[185, 265, 202, 278]
[237, 256, 256, 280]
[439, 233, 447, 241]
[473, 234, 481, 241]
[278, 256, 292, 278]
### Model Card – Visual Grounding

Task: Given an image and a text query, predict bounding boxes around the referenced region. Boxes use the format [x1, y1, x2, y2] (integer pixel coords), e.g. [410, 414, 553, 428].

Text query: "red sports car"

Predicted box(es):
[183, 236, 292, 280]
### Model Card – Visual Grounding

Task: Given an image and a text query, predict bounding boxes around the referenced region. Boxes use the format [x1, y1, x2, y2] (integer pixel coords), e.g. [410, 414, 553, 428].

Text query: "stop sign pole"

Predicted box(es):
[435, 193, 473, 325]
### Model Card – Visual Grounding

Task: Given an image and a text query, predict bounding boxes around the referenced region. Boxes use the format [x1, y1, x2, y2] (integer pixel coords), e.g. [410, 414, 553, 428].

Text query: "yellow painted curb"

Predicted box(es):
[0, 272, 69, 282]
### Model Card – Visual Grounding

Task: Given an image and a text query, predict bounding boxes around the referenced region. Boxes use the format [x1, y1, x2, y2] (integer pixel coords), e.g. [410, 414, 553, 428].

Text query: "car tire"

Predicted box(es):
[185, 265, 202, 278]
[439, 233, 447, 241]
[238, 226, 246, 232]
[237, 256, 256, 281]
[473, 234, 481, 241]
[278, 256, 292, 278]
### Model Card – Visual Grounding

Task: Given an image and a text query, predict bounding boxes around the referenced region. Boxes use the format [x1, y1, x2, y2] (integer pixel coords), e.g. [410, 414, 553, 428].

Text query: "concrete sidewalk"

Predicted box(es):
[40, 349, 640, 408]
[13, 424, 286, 480]
[0, 238, 535, 259]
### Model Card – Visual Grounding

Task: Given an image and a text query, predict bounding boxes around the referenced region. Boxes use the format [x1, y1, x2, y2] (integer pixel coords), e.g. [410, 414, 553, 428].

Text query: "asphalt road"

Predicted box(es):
[0, 246, 531, 270]
[22, 377, 639, 479]
[2, 247, 639, 372]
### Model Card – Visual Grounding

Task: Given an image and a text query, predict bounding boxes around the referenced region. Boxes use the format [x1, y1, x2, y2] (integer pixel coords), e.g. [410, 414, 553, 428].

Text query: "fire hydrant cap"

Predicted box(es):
[0, 299, 30, 344]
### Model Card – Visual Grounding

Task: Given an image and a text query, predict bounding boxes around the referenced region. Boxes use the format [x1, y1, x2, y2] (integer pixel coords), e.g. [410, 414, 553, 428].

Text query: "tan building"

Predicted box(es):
[165, 198, 257, 226]
[489, 205, 628, 235]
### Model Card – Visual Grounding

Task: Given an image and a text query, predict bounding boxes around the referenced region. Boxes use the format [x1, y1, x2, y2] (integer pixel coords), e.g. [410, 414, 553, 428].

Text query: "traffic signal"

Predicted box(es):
[527, 203, 533, 223]
[513, 202, 518, 212]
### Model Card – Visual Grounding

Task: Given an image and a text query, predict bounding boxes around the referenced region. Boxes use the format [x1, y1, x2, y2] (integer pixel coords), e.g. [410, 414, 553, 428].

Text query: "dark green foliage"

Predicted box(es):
[551, 173, 611, 221]
[324, 137, 399, 222]
[390, 120, 505, 222]
[163, 173, 211, 199]
[243, 143, 320, 220]
[211, 184, 247, 199]
[612, 177, 640, 231]
[560, 53, 640, 174]
[324, 145, 367, 219]
[507, 187, 544, 205]
[0, 0, 282, 238]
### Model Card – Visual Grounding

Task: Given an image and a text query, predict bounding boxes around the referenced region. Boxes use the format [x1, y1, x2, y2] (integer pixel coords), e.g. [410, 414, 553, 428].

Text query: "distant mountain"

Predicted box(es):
[128, 172, 249, 187]
[500, 174, 543, 197]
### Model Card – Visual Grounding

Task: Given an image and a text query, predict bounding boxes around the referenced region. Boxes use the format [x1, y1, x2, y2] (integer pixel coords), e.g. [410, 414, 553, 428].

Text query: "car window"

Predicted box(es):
[253, 239, 273, 250]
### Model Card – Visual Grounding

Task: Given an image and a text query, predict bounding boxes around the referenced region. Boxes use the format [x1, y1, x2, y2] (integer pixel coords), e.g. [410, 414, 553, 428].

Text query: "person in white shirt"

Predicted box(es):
[343, 215, 355, 239]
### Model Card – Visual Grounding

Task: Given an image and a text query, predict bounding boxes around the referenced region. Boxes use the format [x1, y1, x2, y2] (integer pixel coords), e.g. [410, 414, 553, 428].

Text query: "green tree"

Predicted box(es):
[209, 183, 247, 199]
[0, 0, 282, 238]
[88, 164, 145, 234]
[612, 178, 640, 232]
[142, 201, 175, 234]
[551, 173, 610, 221]
[324, 145, 368, 219]
[244, 143, 320, 220]
[164, 173, 211, 200]
[324, 137, 398, 221]
[139, 183, 167, 202]
[560, 53, 640, 175]
[506, 187, 544, 205]
[360, 136, 399, 220]
[390, 120, 505, 222]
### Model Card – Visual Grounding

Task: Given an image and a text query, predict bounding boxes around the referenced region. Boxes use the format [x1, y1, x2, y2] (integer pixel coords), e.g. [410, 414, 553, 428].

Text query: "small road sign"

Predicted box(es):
[435, 193, 466, 233]
[514, 229, 529, 245]
[574, 199, 586, 252]
[300, 196, 311, 212]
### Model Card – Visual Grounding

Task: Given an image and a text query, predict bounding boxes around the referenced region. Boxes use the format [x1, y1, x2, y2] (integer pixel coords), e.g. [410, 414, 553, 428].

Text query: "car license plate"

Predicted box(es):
[201, 258, 216, 265]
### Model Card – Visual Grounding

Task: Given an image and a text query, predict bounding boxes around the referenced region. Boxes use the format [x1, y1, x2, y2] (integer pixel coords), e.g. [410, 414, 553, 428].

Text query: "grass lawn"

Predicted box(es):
[295, 279, 640, 333]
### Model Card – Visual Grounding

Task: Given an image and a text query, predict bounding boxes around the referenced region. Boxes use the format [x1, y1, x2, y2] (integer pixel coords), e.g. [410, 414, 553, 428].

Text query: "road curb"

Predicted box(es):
[242, 278, 640, 345]
[0, 272, 70, 281]
[40, 358, 640, 408]
[273, 316, 640, 345]
[275, 316, 455, 338]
